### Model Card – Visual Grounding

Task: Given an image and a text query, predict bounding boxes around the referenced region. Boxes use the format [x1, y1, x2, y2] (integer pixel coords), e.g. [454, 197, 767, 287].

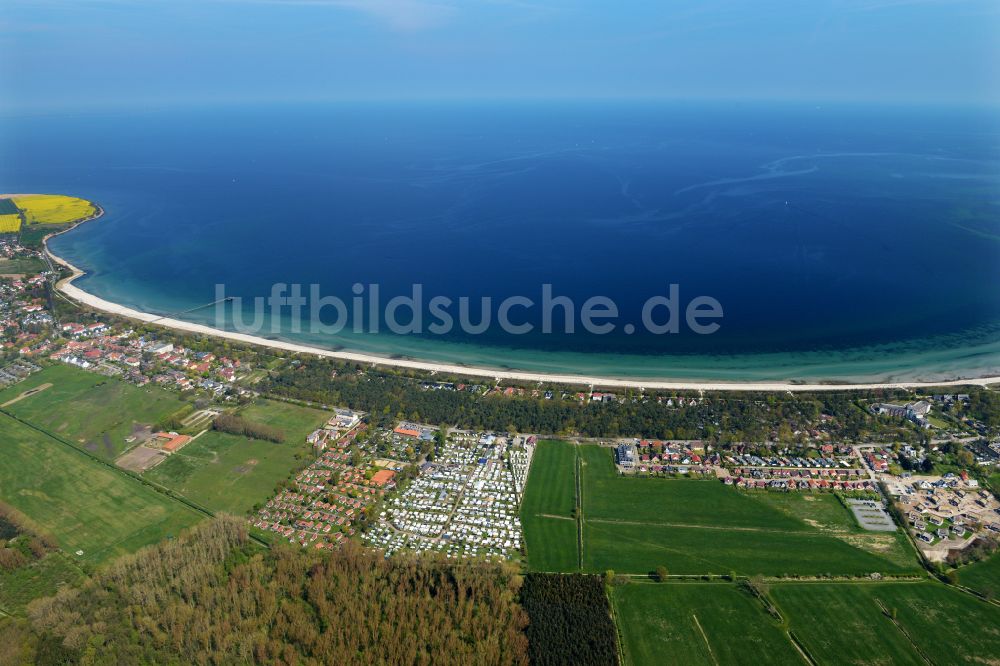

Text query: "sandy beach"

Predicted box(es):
[37, 205, 1000, 392]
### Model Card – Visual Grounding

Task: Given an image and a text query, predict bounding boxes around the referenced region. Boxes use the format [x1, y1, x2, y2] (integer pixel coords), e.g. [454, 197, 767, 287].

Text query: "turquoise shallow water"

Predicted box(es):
[5, 101, 1000, 382]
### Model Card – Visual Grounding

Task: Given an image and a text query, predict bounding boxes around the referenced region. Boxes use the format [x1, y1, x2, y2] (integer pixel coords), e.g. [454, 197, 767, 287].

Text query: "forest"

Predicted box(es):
[259, 358, 923, 442]
[520, 573, 619, 666]
[1, 516, 529, 666]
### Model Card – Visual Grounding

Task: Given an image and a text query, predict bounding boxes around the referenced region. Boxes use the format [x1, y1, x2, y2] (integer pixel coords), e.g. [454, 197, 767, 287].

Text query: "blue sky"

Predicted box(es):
[2, 0, 998, 109]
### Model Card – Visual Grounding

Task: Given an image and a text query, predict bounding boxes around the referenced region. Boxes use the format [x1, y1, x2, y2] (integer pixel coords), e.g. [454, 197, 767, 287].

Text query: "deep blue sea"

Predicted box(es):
[3, 101, 1000, 381]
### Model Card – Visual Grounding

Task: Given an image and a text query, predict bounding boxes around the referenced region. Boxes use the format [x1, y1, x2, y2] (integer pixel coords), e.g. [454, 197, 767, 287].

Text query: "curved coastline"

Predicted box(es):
[39, 201, 1000, 391]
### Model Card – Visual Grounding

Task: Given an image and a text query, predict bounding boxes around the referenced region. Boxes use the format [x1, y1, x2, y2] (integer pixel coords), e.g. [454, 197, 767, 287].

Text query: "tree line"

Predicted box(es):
[259, 359, 925, 442]
[212, 413, 286, 442]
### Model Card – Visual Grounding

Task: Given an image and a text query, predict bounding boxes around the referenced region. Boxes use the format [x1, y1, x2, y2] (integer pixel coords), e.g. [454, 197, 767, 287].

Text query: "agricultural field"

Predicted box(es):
[0, 214, 20, 233]
[521, 442, 920, 575]
[574, 445, 919, 576]
[958, 552, 1000, 599]
[581, 446, 803, 530]
[522, 515, 578, 573]
[144, 399, 327, 514]
[583, 521, 914, 577]
[520, 440, 580, 571]
[750, 491, 917, 571]
[0, 413, 203, 565]
[612, 583, 802, 666]
[11, 194, 96, 226]
[772, 583, 924, 665]
[873, 582, 1000, 664]
[772, 582, 1000, 665]
[521, 440, 577, 517]
[0, 364, 189, 460]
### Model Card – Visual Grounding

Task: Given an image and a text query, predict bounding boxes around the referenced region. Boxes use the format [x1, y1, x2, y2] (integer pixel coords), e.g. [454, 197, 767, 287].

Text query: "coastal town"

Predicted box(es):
[4, 195, 1000, 664]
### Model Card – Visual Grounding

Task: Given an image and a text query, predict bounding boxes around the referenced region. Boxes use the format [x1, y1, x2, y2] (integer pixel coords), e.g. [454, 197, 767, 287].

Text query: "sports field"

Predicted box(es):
[520, 440, 580, 571]
[522, 442, 921, 576]
[612, 583, 802, 666]
[0, 413, 204, 564]
[772, 581, 1000, 665]
[144, 399, 328, 514]
[0, 365, 189, 460]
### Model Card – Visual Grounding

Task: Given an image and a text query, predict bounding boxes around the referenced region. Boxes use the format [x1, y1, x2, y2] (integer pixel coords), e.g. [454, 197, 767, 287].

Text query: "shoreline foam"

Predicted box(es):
[37, 198, 1000, 391]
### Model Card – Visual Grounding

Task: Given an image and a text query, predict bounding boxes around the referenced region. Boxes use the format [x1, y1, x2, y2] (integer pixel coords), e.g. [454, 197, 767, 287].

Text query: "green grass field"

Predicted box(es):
[520, 440, 580, 571]
[0, 413, 203, 564]
[772, 581, 1000, 665]
[749, 491, 917, 570]
[874, 582, 1000, 663]
[772, 583, 924, 665]
[0, 256, 46, 274]
[522, 516, 579, 572]
[580, 446, 805, 531]
[144, 399, 327, 514]
[522, 443, 920, 576]
[521, 440, 577, 517]
[0, 365, 189, 460]
[613, 583, 802, 666]
[583, 521, 915, 576]
[958, 552, 1000, 599]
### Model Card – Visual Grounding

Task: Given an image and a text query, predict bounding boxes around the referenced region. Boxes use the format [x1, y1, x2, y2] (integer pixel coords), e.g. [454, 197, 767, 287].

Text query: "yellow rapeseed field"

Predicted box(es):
[0, 213, 21, 233]
[11, 194, 97, 225]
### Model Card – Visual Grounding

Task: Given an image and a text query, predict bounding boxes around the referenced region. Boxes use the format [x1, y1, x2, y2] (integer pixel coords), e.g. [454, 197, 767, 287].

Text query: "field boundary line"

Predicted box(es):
[873, 597, 933, 665]
[690, 614, 718, 666]
[575, 442, 583, 571]
[607, 588, 628, 666]
[584, 517, 807, 534]
[786, 631, 817, 666]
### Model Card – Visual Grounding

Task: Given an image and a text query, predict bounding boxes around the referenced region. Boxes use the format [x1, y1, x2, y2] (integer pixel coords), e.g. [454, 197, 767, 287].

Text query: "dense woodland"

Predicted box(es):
[1, 517, 529, 666]
[260, 359, 927, 442]
[520, 574, 619, 666]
